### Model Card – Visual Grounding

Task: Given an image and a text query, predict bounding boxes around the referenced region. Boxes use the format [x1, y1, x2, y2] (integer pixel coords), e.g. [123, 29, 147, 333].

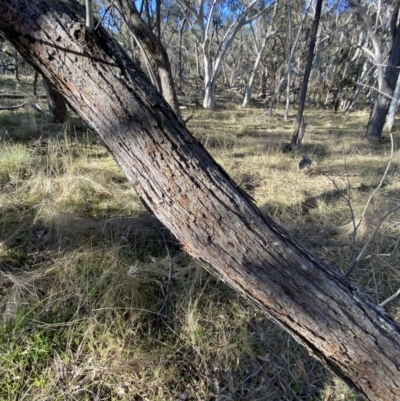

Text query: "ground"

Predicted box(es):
[0, 75, 399, 400]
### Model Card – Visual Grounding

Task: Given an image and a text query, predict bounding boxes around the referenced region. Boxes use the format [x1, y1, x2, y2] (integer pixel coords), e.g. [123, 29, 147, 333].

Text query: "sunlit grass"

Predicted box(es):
[0, 83, 399, 400]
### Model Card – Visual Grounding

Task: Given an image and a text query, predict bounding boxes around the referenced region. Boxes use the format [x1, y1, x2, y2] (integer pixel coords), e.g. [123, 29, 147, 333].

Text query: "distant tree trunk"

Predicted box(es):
[346, 64, 374, 112]
[203, 52, 216, 109]
[384, 0, 400, 132]
[178, 16, 187, 87]
[348, 0, 383, 90]
[365, 24, 400, 141]
[384, 74, 400, 131]
[13, 48, 19, 81]
[155, 0, 161, 41]
[42, 75, 68, 123]
[260, 63, 267, 99]
[113, 0, 181, 118]
[3, 2, 400, 401]
[180, 0, 273, 109]
[291, 0, 322, 149]
[284, 0, 292, 121]
[85, 0, 94, 32]
[242, 6, 277, 108]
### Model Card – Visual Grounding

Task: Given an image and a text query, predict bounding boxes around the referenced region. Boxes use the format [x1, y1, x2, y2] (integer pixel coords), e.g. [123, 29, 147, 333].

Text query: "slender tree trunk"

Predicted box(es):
[42, 75, 68, 123]
[260, 63, 267, 99]
[113, 0, 181, 118]
[365, 24, 400, 141]
[269, 69, 285, 115]
[203, 51, 215, 109]
[13, 48, 19, 81]
[178, 17, 186, 87]
[155, 0, 161, 41]
[291, 0, 323, 149]
[348, 0, 383, 90]
[2, 2, 400, 400]
[284, 0, 292, 121]
[346, 64, 374, 112]
[384, 74, 400, 131]
[242, 22, 276, 108]
[384, 0, 400, 131]
[85, 0, 94, 32]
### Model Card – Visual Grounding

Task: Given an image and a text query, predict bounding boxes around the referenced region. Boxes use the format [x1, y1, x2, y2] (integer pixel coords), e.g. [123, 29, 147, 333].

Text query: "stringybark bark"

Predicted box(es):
[1, 2, 400, 400]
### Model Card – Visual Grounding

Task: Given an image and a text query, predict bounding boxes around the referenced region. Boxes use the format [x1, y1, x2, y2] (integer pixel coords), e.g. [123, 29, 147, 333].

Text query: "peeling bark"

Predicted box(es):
[1, 2, 400, 400]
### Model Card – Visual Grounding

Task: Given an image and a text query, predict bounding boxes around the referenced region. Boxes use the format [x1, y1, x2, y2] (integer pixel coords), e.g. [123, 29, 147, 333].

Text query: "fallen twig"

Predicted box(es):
[380, 287, 400, 307]
[345, 202, 400, 277]
[0, 102, 27, 111]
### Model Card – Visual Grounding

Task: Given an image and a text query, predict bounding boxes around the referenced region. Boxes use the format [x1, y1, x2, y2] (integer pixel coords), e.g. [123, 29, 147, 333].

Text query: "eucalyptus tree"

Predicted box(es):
[348, 0, 385, 90]
[110, 0, 181, 117]
[242, 1, 279, 107]
[177, 0, 275, 109]
[267, 0, 308, 116]
[384, 0, 400, 132]
[385, 74, 400, 131]
[344, 0, 400, 140]
[365, 15, 400, 141]
[3, 2, 400, 401]
[291, 0, 323, 148]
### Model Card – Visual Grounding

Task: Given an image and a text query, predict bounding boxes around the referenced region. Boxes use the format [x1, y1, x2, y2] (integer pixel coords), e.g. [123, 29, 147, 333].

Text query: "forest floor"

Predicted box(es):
[0, 75, 400, 401]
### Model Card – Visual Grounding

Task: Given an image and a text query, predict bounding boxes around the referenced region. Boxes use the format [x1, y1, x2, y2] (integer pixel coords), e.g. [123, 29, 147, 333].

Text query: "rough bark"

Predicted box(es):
[365, 24, 400, 141]
[291, 0, 322, 149]
[42, 75, 68, 123]
[2, 2, 400, 400]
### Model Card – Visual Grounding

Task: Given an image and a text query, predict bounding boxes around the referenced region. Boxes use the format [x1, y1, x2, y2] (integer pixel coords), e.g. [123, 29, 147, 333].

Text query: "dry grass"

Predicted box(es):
[0, 80, 399, 400]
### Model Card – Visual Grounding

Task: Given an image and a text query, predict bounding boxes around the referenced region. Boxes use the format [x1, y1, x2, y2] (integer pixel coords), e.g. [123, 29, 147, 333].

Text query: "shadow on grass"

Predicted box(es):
[0, 194, 343, 400]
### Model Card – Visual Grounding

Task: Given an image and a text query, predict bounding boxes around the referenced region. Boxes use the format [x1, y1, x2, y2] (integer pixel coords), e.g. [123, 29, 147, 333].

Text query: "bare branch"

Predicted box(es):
[0, 102, 27, 111]
[380, 288, 400, 307]
[345, 134, 395, 276]
[348, 0, 383, 88]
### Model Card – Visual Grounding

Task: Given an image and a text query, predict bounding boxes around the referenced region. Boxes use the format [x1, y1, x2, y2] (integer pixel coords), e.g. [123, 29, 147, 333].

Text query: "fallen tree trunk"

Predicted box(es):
[1, 2, 400, 400]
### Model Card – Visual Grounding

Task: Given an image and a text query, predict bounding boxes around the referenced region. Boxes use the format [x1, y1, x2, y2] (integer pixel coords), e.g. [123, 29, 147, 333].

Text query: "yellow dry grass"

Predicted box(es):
[0, 84, 399, 401]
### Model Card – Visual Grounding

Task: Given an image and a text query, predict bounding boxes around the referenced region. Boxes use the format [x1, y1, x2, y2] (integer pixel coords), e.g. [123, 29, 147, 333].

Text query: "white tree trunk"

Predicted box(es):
[384, 73, 400, 131]
[242, 24, 277, 107]
[203, 52, 215, 109]
[284, 0, 292, 121]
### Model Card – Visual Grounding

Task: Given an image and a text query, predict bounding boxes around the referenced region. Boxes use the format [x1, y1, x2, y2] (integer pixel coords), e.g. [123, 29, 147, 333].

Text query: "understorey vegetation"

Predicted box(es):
[0, 75, 399, 400]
